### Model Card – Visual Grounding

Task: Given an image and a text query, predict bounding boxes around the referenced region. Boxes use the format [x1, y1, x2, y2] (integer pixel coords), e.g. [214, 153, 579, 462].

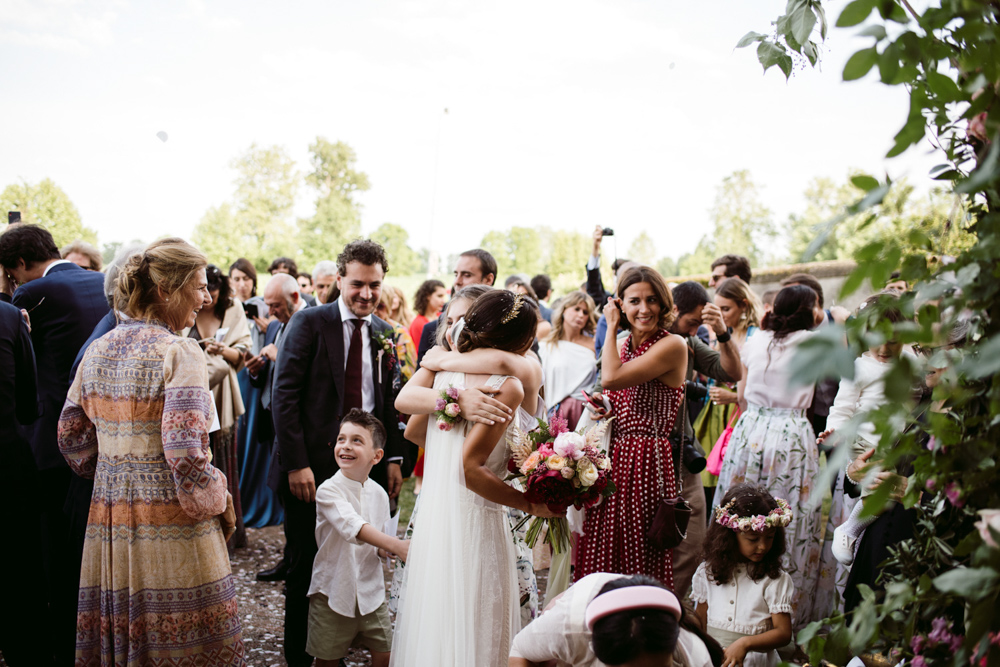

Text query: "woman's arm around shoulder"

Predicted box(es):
[602, 332, 687, 392]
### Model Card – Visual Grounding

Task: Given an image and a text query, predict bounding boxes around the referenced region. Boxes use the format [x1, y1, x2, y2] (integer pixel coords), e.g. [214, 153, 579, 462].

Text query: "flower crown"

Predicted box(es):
[714, 497, 792, 532]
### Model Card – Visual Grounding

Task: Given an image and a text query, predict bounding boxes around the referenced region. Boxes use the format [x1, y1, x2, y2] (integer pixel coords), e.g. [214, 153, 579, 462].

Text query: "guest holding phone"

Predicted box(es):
[576, 266, 688, 587]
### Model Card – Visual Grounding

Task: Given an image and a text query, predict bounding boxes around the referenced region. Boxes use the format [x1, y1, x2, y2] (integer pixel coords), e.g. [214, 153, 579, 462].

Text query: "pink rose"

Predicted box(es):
[445, 402, 461, 418]
[968, 112, 989, 143]
[929, 617, 953, 644]
[925, 478, 937, 492]
[912, 656, 927, 667]
[537, 444, 555, 458]
[435, 398, 448, 411]
[447, 387, 460, 400]
[975, 509, 1000, 549]
[553, 432, 586, 461]
[945, 482, 964, 508]
[911, 635, 925, 653]
[561, 467, 575, 479]
[436, 419, 451, 431]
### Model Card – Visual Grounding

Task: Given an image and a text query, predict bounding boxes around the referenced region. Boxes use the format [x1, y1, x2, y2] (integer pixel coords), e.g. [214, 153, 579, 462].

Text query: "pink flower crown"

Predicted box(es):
[714, 497, 792, 532]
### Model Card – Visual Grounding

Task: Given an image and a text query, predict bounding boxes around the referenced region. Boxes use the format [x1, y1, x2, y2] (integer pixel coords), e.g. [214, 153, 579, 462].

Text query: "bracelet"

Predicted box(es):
[716, 327, 732, 344]
[845, 461, 859, 484]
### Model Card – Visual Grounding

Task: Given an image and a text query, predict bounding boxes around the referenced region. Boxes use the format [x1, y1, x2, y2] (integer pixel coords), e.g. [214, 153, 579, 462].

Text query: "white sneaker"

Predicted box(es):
[832, 524, 857, 565]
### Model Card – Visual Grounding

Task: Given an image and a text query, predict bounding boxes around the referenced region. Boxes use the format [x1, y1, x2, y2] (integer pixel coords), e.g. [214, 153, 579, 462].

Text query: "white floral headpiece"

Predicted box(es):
[714, 497, 792, 532]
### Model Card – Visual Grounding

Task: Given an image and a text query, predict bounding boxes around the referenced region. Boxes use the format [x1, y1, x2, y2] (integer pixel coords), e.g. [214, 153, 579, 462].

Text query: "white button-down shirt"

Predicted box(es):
[42, 259, 73, 276]
[308, 470, 391, 616]
[338, 298, 375, 412]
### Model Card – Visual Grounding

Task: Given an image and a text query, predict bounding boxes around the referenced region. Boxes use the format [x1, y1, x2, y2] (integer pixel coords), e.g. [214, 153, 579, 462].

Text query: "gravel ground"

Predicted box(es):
[0, 481, 550, 667]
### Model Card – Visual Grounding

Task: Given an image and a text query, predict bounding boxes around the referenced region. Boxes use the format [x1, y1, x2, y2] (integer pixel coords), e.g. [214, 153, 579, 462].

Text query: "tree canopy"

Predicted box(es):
[0, 178, 97, 247]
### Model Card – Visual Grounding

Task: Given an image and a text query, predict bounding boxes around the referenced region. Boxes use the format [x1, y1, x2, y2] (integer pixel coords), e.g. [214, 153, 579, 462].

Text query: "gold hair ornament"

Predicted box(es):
[501, 294, 524, 324]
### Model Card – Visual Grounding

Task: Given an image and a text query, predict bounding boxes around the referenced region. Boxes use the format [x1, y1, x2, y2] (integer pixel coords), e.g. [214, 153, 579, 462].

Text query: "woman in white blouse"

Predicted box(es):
[538, 291, 598, 431]
[712, 285, 825, 631]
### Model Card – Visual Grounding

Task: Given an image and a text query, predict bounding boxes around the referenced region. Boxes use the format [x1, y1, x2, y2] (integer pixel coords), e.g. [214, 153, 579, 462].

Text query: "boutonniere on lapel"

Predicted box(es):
[372, 328, 397, 384]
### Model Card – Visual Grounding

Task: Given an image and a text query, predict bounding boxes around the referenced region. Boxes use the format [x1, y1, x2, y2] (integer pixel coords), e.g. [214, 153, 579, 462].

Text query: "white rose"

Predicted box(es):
[547, 455, 567, 470]
[577, 459, 599, 487]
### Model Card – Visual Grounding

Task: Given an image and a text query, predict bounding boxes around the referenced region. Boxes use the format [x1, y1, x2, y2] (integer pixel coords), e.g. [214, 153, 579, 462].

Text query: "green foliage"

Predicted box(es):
[736, 0, 827, 78]
[627, 231, 657, 266]
[787, 175, 975, 264]
[746, 1, 1000, 664]
[297, 138, 368, 270]
[369, 222, 420, 276]
[191, 143, 300, 271]
[676, 170, 776, 276]
[0, 178, 97, 247]
[479, 226, 595, 295]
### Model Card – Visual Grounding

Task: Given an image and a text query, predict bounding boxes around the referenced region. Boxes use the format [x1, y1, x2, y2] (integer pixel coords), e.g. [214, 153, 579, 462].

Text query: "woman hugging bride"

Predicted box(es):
[390, 289, 562, 667]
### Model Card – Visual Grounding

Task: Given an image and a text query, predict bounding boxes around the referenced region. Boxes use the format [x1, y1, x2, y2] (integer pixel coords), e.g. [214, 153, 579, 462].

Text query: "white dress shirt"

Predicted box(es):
[338, 298, 375, 412]
[42, 259, 73, 276]
[309, 470, 391, 617]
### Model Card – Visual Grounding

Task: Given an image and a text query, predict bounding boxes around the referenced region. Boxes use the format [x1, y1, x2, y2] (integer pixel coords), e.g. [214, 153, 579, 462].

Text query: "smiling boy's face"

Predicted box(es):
[334, 421, 383, 481]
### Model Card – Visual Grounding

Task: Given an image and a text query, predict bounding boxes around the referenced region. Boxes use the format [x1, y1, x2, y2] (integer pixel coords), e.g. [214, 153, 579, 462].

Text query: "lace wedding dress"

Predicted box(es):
[390, 372, 520, 667]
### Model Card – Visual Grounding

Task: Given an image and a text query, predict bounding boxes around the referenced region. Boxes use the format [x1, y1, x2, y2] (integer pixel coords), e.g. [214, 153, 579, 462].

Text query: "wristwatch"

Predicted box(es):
[716, 326, 733, 344]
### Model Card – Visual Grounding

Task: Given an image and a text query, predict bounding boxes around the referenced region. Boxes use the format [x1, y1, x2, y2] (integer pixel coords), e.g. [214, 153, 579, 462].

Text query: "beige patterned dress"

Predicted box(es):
[58, 319, 244, 667]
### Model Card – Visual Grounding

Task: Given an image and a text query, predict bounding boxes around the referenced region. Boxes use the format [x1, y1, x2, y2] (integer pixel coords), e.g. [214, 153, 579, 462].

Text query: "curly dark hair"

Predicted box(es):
[337, 239, 389, 278]
[268, 256, 298, 278]
[701, 483, 787, 586]
[0, 223, 61, 269]
[205, 264, 232, 320]
[413, 279, 445, 317]
[456, 290, 537, 355]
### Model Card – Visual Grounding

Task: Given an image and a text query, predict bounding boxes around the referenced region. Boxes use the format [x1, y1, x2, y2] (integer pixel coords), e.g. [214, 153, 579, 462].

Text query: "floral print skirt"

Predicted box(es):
[713, 404, 823, 630]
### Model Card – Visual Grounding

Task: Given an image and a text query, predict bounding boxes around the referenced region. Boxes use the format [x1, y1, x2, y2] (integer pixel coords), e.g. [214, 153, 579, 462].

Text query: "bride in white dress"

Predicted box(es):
[391, 291, 560, 667]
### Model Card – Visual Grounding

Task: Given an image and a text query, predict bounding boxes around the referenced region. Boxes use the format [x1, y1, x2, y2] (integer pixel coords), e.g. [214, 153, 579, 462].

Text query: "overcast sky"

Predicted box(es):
[1, 0, 940, 264]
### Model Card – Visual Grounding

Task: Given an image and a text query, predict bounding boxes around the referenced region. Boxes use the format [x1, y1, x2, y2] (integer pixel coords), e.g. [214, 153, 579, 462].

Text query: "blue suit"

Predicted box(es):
[239, 319, 284, 527]
[11, 261, 109, 665]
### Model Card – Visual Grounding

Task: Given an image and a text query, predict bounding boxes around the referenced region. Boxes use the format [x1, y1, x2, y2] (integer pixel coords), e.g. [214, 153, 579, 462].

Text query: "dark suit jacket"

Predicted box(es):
[12, 263, 110, 470]
[586, 263, 611, 307]
[250, 319, 283, 443]
[269, 300, 404, 491]
[417, 319, 438, 364]
[0, 301, 40, 478]
[71, 309, 118, 380]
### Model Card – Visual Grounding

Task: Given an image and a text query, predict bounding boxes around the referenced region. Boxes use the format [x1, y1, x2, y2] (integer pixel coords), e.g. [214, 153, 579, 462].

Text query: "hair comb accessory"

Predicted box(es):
[585, 586, 681, 630]
[500, 293, 524, 324]
[714, 497, 792, 532]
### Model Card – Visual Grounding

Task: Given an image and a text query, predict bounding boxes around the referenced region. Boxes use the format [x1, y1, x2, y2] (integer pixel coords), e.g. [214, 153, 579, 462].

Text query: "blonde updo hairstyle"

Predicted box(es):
[115, 238, 208, 325]
[457, 289, 538, 354]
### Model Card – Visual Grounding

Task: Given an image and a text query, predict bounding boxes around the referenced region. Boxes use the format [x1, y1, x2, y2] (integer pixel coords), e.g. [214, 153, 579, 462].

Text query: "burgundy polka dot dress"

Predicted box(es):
[576, 329, 683, 589]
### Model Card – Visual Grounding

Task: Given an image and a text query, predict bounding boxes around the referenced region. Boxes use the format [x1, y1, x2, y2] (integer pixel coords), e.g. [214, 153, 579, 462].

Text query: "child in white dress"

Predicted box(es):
[692, 484, 795, 667]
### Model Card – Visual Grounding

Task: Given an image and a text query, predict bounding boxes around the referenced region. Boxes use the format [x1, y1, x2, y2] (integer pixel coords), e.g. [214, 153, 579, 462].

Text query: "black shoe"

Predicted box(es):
[256, 559, 289, 582]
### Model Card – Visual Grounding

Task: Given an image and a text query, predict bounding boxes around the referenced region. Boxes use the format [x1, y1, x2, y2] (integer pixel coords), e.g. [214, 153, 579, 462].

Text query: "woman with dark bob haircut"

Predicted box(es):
[711, 285, 826, 630]
[576, 265, 689, 588]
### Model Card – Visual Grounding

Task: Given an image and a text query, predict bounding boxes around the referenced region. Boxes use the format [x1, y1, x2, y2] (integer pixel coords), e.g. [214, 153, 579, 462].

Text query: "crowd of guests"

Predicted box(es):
[0, 219, 957, 667]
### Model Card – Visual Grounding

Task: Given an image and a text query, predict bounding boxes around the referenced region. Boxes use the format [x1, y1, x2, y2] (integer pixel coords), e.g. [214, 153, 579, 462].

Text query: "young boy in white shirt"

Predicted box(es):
[306, 408, 409, 667]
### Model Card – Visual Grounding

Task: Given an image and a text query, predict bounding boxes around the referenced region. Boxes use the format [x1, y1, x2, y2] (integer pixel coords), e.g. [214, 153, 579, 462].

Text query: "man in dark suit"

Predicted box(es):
[416, 248, 497, 362]
[0, 223, 110, 665]
[0, 301, 49, 666]
[270, 240, 406, 667]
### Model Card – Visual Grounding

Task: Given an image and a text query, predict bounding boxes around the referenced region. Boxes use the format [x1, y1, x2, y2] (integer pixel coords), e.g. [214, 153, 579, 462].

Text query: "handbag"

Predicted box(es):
[647, 384, 692, 550]
[706, 408, 741, 476]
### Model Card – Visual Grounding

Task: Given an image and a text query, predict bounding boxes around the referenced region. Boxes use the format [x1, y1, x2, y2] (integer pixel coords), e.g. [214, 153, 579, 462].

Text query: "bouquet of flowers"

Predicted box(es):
[507, 415, 616, 553]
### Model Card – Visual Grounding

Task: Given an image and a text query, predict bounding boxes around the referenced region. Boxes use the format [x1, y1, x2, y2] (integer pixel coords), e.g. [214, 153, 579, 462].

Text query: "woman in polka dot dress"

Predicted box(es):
[576, 266, 688, 588]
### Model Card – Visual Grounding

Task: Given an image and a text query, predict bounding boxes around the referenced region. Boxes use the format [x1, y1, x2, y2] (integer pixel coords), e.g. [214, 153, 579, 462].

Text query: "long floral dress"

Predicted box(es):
[576, 329, 683, 588]
[58, 320, 245, 667]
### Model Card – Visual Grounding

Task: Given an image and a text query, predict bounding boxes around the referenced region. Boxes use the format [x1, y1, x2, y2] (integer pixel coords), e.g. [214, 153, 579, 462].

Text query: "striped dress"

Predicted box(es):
[58, 319, 245, 667]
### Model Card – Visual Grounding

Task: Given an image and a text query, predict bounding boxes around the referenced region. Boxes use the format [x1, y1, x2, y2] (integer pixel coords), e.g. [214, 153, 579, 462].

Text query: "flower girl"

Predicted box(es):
[692, 484, 795, 667]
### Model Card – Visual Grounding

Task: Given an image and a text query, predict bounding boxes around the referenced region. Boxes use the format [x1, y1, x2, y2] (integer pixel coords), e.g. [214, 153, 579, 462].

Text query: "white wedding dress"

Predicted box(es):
[390, 372, 521, 667]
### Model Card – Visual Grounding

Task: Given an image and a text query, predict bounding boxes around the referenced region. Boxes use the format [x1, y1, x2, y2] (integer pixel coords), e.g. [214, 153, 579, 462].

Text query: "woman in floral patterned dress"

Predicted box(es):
[712, 284, 825, 630]
[58, 238, 244, 667]
[576, 266, 688, 588]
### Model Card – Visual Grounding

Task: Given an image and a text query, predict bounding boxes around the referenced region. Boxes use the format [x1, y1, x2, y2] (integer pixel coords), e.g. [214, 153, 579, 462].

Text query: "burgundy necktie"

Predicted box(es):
[343, 319, 364, 412]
